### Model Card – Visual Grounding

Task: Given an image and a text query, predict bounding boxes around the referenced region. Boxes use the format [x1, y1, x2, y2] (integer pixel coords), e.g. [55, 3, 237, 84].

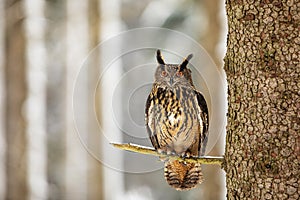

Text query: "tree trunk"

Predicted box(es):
[224, 0, 299, 199]
[45, 1, 67, 199]
[87, 0, 104, 199]
[5, 0, 28, 199]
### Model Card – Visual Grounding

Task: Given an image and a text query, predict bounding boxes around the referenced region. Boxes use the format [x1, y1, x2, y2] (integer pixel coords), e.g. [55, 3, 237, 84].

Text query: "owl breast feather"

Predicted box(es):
[160, 88, 198, 154]
[167, 112, 181, 127]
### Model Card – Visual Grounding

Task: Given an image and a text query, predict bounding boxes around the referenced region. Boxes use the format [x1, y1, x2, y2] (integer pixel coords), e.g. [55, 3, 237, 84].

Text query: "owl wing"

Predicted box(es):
[145, 91, 160, 150]
[194, 90, 209, 156]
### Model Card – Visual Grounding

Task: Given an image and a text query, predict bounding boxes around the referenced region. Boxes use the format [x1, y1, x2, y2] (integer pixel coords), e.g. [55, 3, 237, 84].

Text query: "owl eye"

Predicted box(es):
[176, 71, 183, 77]
[161, 71, 167, 77]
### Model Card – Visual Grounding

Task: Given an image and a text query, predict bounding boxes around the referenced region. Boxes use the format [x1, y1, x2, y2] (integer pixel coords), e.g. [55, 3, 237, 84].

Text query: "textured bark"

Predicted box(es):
[224, 0, 299, 199]
[5, 0, 28, 199]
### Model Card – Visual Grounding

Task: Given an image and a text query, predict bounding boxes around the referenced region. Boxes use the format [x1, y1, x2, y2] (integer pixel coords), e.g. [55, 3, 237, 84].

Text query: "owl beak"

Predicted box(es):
[169, 77, 174, 86]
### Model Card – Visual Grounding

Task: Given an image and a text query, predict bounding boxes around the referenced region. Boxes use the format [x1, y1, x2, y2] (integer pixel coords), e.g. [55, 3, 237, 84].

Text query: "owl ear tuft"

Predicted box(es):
[179, 54, 193, 72]
[156, 50, 165, 65]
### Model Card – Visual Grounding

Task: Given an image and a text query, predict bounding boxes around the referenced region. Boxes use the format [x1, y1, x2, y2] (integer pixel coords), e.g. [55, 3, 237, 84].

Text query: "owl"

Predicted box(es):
[145, 50, 209, 190]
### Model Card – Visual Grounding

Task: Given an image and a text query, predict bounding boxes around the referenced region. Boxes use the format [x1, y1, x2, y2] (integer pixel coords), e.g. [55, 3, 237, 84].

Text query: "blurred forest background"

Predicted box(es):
[0, 0, 227, 199]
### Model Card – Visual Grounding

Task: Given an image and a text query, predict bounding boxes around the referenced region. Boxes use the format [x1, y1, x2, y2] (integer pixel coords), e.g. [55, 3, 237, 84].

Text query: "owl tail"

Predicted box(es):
[164, 160, 203, 191]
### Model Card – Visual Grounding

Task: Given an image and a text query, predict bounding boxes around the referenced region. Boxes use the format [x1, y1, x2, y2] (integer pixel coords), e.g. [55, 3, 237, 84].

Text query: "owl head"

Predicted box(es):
[154, 50, 194, 88]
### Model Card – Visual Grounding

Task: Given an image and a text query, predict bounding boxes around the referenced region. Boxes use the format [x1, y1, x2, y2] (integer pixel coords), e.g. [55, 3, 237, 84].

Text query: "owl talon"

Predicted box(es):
[166, 150, 173, 155]
[157, 149, 164, 154]
[157, 148, 168, 155]
[181, 152, 191, 159]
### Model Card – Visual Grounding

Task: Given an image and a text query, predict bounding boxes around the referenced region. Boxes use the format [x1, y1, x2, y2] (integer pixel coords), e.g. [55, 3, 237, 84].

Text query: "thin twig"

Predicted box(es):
[111, 143, 224, 165]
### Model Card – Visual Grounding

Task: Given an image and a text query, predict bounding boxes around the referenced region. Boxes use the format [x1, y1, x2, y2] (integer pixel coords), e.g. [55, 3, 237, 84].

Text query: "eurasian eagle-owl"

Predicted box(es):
[145, 50, 209, 190]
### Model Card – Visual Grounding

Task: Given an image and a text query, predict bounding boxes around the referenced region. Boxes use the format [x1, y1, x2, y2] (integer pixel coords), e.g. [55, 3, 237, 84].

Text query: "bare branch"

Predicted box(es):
[111, 143, 224, 165]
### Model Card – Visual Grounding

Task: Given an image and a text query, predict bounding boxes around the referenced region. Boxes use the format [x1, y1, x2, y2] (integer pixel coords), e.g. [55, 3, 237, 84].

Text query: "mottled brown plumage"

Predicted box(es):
[145, 50, 209, 190]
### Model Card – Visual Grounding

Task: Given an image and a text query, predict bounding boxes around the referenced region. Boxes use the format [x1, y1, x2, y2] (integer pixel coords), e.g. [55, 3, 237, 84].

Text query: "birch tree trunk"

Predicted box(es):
[224, 0, 299, 199]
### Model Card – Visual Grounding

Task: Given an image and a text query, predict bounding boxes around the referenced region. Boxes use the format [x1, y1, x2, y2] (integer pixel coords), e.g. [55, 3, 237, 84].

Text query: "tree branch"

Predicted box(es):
[111, 143, 224, 165]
